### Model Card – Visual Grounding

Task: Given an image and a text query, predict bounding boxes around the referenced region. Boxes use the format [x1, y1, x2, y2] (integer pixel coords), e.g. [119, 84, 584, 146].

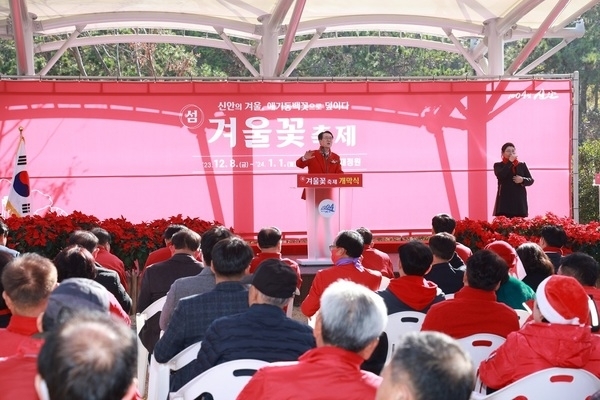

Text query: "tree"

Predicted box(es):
[578, 139, 600, 223]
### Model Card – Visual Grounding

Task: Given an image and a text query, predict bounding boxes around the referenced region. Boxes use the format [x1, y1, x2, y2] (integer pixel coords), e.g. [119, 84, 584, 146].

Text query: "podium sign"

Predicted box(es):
[298, 174, 362, 264]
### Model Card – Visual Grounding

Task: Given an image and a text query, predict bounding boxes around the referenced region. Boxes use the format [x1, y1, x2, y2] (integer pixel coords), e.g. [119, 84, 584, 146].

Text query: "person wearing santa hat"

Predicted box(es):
[479, 275, 600, 390]
[484, 240, 535, 310]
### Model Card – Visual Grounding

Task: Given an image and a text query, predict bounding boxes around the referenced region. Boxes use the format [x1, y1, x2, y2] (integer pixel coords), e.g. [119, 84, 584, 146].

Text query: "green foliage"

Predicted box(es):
[578, 139, 600, 223]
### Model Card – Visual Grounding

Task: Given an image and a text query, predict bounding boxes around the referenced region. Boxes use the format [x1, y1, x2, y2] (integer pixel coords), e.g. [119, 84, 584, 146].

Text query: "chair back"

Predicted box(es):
[384, 311, 426, 362]
[136, 296, 166, 397]
[168, 359, 268, 400]
[147, 341, 202, 400]
[475, 367, 600, 399]
[457, 334, 505, 369]
[515, 309, 531, 327]
[445, 293, 455, 300]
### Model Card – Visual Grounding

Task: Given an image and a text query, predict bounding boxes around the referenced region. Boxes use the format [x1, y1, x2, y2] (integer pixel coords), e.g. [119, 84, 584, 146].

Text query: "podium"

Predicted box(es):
[296, 174, 363, 266]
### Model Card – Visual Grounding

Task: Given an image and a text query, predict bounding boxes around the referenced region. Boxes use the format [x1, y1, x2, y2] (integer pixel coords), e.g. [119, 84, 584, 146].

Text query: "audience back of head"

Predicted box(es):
[211, 236, 253, 277]
[37, 312, 137, 400]
[559, 252, 600, 287]
[200, 226, 233, 266]
[431, 213, 456, 234]
[334, 230, 364, 258]
[67, 230, 99, 254]
[319, 280, 387, 353]
[540, 225, 568, 248]
[257, 227, 282, 249]
[376, 331, 474, 400]
[429, 232, 456, 261]
[398, 241, 433, 276]
[90, 227, 111, 247]
[356, 227, 374, 245]
[53, 245, 97, 281]
[516, 242, 554, 276]
[466, 250, 508, 291]
[170, 228, 201, 252]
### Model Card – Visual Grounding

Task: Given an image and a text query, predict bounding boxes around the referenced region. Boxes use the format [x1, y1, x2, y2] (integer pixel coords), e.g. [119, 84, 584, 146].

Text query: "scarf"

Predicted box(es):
[335, 257, 364, 272]
[502, 156, 519, 174]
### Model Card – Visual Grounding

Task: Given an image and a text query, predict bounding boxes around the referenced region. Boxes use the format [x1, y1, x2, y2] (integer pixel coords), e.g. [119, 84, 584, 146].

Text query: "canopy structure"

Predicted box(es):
[0, 1, 598, 77]
[0, 0, 600, 78]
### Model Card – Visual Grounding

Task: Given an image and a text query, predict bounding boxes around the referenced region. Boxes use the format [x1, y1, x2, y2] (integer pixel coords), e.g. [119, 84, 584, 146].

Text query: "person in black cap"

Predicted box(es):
[170, 259, 316, 391]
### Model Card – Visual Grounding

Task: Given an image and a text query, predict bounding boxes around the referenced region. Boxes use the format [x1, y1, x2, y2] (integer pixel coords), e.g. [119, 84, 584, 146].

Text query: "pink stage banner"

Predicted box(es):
[0, 80, 572, 234]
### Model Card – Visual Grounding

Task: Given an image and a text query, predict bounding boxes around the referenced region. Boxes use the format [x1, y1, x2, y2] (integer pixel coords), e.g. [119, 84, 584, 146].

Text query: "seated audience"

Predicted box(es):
[0, 254, 57, 357]
[421, 249, 520, 338]
[176, 260, 315, 391]
[68, 230, 131, 313]
[539, 225, 568, 271]
[154, 237, 252, 364]
[53, 245, 130, 325]
[0, 252, 17, 327]
[36, 313, 138, 400]
[143, 224, 187, 269]
[431, 213, 472, 267]
[0, 221, 19, 258]
[249, 226, 302, 289]
[137, 228, 203, 353]
[516, 242, 554, 291]
[558, 252, 600, 313]
[160, 225, 232, 330]
[376, 331, 475, 400]
[0, 277, 113, 400]
[238, 280, 387, 400]
[356, 227, 394, 278]
[301, 230, 383, 317]
[91, 227, 129, 291]
[485, 240, 535, 310]
[479, 275, 600, 389]
[424, 232, 465, 295]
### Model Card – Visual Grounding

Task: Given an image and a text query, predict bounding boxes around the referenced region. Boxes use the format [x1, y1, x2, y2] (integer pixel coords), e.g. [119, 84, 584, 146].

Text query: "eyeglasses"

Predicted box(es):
[329, 244, 337, 251]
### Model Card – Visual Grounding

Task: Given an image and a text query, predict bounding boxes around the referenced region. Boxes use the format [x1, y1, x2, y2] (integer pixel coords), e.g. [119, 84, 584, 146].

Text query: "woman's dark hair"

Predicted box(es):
[501, 142, 515, 152]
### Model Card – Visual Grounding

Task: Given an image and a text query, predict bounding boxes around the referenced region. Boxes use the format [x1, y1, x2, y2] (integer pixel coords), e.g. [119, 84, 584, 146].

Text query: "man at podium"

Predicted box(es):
[296, 130, 343, 199]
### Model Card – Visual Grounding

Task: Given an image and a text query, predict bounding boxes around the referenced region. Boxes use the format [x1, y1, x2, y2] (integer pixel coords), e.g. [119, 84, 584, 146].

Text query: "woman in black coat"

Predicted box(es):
[493, 142, 534, 217]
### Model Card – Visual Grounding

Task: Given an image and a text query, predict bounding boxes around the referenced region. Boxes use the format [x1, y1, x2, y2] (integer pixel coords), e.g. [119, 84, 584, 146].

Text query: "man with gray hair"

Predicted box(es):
[238, 279, 388, 400]
[375, 331, 475, 400]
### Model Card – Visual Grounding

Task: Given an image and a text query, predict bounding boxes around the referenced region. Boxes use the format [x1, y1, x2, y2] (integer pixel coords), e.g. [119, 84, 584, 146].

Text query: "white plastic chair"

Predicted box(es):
[168, 359, 268, 400]
[445, 293, 455, 300]
[515, 309, 532, 327]
[457, 334, 505, 369]
[136, 296, 166, 397]
[147, 341, 202, 400]
[384, 311, 426, 361]
[470, 367, 600, 400]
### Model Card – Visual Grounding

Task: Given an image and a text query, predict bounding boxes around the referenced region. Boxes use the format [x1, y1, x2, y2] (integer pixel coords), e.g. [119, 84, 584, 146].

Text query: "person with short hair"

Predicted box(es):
[0, 254, 57, 357]
[159, 225, 233, 330]
[492, 142, 534, 218]
[249, 226, 302, 289]
[0, 252, 17, 327]
[238, 280, 387, 400]
[0, 221, 19, 258]
[68, 230, 131, 313]
[36, 313, 138, 400]
[424, 232, 465, 295]
[480, 275, 600, 389]
[356, 227, 394, 278]
[431, 213, 472, 266]
[91, 227, 128, 291]
[176, 259, 315, 392]
[540, 225, 568, 271]
[301, 230, 383, 317]
[143, 224, 187, 269]
[559, 252, 600, 314]
[421, 249, 520, 339]
[375, 331, 475, 400]
[154, 237, 252, 365]
[137, 228, 203, 353]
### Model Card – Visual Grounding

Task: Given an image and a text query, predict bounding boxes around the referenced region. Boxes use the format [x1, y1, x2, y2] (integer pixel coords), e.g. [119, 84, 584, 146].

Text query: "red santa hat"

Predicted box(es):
[484, 240, 527, 279]
[536, 275, 589, 326]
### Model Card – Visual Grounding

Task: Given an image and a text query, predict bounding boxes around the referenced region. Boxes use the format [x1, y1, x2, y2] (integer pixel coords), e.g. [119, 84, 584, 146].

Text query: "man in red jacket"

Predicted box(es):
[296, 130, 343, 200]
[479, 275, 600, 390]
[238, 280, 387, 400]
[356, 227, 394, 278]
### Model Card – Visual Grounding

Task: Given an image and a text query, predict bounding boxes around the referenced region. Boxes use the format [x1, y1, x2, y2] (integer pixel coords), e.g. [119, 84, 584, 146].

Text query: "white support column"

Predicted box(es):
[258, 15, 280, 78]
[484, 19, 504, 76]
[9, 0, 35, 75]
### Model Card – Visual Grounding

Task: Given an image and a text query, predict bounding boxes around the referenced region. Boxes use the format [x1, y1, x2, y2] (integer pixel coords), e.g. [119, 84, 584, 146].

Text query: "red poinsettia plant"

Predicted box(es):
[3, 212, 225, 270]
[455, 212, 600, 260]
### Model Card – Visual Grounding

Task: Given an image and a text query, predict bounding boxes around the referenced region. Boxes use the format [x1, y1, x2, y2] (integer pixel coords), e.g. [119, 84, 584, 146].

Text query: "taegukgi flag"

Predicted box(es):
[6, 130, 31, 217]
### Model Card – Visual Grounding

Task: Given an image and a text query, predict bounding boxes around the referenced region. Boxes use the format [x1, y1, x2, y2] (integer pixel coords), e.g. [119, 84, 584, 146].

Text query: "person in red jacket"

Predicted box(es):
[479, 275, 600, 390]
[301, 230, 383, 317]
[296, 130, 343, 200]
[91, 227, 129, 291]
[421, 249, 520, 339]
[356, 227, 394, 278]
[238, 280, 387, 400]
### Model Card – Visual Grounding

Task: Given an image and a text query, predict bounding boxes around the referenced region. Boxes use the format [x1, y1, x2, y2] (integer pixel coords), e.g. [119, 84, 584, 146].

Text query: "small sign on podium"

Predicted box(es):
[297, 173, 363, 188]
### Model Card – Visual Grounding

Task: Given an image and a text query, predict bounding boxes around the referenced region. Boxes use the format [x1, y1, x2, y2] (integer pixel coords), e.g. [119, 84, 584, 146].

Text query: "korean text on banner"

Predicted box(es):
[6, 129, 31, 217]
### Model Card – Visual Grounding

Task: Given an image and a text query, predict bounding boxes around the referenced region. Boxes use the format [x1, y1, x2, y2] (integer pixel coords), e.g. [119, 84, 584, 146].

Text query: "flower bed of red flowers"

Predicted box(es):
[3, 211, 599, 271]
[2, 211, 224, 270]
